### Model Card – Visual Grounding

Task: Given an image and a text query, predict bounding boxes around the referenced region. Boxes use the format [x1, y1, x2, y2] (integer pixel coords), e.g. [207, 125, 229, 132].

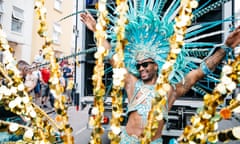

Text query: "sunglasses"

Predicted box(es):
[136, 61, 155, 70]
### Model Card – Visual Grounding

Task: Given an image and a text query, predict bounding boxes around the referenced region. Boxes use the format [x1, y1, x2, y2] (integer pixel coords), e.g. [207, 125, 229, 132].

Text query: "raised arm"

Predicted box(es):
[80, 11, 97, 32]
[80, 12, 111, 51]
[80, 11, 138, 93]
[168, 26, 240, 109]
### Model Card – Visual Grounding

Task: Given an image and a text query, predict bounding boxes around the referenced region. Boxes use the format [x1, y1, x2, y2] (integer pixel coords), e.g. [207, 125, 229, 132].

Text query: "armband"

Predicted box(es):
[221, 45, 232, 54]
[104, 49, 115, 61]
[200, 61, 213, 75]
[221, 45, 233, 61]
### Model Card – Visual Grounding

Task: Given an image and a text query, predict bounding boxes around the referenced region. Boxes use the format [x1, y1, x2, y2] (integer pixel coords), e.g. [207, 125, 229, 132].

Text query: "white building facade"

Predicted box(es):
[0, 0, 34, 63]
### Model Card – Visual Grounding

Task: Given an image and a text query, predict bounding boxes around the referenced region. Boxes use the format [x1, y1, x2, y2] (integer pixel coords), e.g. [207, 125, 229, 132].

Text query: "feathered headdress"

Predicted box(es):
[105, 0, 234, 95]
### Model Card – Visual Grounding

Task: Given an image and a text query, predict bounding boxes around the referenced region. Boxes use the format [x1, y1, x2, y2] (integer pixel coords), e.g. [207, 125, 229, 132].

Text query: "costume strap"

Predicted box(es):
[200, 61, 213, 75]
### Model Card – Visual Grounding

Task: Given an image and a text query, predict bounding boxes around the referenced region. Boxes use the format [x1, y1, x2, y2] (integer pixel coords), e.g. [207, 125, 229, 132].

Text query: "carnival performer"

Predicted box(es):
[80, 2, 240, 144]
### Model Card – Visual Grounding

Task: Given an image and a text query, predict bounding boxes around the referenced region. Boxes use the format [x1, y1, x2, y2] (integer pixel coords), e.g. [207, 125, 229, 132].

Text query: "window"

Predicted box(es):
[11, 6, 24, 33]
[54, 0, 63, 11]
[0, 0, 4, 13]
[53, 23, 61, 44]
[0, 0, 4, 25]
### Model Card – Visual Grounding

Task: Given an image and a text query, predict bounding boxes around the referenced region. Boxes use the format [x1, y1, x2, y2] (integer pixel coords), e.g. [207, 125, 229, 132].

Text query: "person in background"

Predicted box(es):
[40, 65, 50, 108]
[34, 49, 44, 64]
[24, 65, 38, 96]
[59, 71, 66, 90]
[17, 60, 30, 81]
[59, 70, 66, 105]
[66, 75, 74, 105]
[32, 62, 42, 103]
[62, 62, 72, 92]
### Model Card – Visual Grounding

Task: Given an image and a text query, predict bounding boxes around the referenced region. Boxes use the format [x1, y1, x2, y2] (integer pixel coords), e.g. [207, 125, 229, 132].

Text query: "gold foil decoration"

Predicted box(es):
[141, 0, 198, 143]
[108, 1, 128, 144]
[178, 55, 240, 143]
[34, 0, 73, 143]
[90, 0, 109, 143]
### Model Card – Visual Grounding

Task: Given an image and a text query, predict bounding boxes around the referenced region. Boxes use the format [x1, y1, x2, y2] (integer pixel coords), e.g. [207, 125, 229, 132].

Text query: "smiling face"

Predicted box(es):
[136, 58, 158, 84]
[17, 60, 30, 78]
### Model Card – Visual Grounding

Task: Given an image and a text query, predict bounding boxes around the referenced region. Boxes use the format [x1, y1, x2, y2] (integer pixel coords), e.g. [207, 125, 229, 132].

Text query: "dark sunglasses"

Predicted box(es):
[136, 61, 155, 70]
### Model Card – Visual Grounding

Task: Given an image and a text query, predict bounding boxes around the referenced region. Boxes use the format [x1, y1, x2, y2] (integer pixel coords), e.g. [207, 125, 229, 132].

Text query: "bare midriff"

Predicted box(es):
[125, 111, 144, 137]
[125, 110, 164, 141]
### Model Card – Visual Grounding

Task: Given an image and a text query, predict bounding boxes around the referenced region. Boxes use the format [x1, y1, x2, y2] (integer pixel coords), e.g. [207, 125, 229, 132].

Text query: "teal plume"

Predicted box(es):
[107, 0, 233, 95]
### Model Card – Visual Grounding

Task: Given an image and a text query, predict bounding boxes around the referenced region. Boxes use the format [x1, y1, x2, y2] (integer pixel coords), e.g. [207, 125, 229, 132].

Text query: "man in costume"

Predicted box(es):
[80, 1, 240, 143]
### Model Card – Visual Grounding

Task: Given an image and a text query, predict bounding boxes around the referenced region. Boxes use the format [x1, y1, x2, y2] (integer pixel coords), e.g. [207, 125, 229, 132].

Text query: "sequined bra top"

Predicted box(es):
[127, 80, 167, 126]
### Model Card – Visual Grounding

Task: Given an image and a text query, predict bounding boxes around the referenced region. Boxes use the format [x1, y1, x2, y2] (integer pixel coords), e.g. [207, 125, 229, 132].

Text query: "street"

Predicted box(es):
[48, 105, 110, 144]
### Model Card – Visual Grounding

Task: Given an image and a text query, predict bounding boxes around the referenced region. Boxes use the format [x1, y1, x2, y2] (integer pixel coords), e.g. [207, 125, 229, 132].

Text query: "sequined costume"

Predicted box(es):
[119, 80, 167, 144]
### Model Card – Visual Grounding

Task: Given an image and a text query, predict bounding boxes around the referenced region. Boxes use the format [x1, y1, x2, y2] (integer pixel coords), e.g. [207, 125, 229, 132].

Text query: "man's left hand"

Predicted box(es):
[225, 26, 240, 48]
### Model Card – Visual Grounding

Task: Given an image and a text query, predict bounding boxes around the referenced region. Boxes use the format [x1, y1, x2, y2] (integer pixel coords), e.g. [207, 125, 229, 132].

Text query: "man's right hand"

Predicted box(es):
[80, 11, 97, 32]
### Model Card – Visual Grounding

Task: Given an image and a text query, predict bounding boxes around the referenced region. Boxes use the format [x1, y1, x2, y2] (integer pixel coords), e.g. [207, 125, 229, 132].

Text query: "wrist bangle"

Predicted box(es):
[221, 45, 232, 54]
[200, 61, 212, 75]
[221, 45, 234, 61]
[105, 49, 115, 61]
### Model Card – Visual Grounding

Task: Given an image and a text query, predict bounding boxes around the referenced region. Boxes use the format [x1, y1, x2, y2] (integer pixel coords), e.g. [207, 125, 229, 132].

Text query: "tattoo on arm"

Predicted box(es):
[175, 76, 195, 98]
[183, 77, 192, 91]
[179, 69, 203, 96]
[176, 48, 226, 98]
[205, 48, 226, 71]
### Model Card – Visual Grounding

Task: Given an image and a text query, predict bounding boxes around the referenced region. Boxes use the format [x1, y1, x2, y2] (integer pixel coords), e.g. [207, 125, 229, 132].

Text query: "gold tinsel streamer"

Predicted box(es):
[141, 0, 198, 143]
[207, 126, 240, 143]
[108, 0, 128, 144]
[0, 26, 56, 143]
[89, 0, 109, 143]
[178, 55, 240, 143]
[34, 0, 73, 143]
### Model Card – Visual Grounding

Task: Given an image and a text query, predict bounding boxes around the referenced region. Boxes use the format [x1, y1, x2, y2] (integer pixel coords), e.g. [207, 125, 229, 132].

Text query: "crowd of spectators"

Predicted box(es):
[18, 50, 74, 110]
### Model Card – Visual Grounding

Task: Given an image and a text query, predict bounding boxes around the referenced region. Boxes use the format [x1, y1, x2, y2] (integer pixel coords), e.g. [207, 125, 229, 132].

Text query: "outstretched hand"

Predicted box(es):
[225, 26, 240, 48]
[80, 11, 96, 32]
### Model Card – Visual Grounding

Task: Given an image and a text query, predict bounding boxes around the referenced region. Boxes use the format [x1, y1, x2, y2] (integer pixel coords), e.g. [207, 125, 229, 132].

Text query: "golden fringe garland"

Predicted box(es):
[34, 0, 73, 143]
[178, 55, 240, 143]
[89, 0, 109, 144]
[108, 0, 128, 144]
[0, 0, 76, 142]
[0, 27, 57, 143]
[141, 0, 198, 143]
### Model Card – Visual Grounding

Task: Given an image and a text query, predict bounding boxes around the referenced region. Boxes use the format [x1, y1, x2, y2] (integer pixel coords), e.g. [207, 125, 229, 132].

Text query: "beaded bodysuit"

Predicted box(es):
[120, 80, 166, 144]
